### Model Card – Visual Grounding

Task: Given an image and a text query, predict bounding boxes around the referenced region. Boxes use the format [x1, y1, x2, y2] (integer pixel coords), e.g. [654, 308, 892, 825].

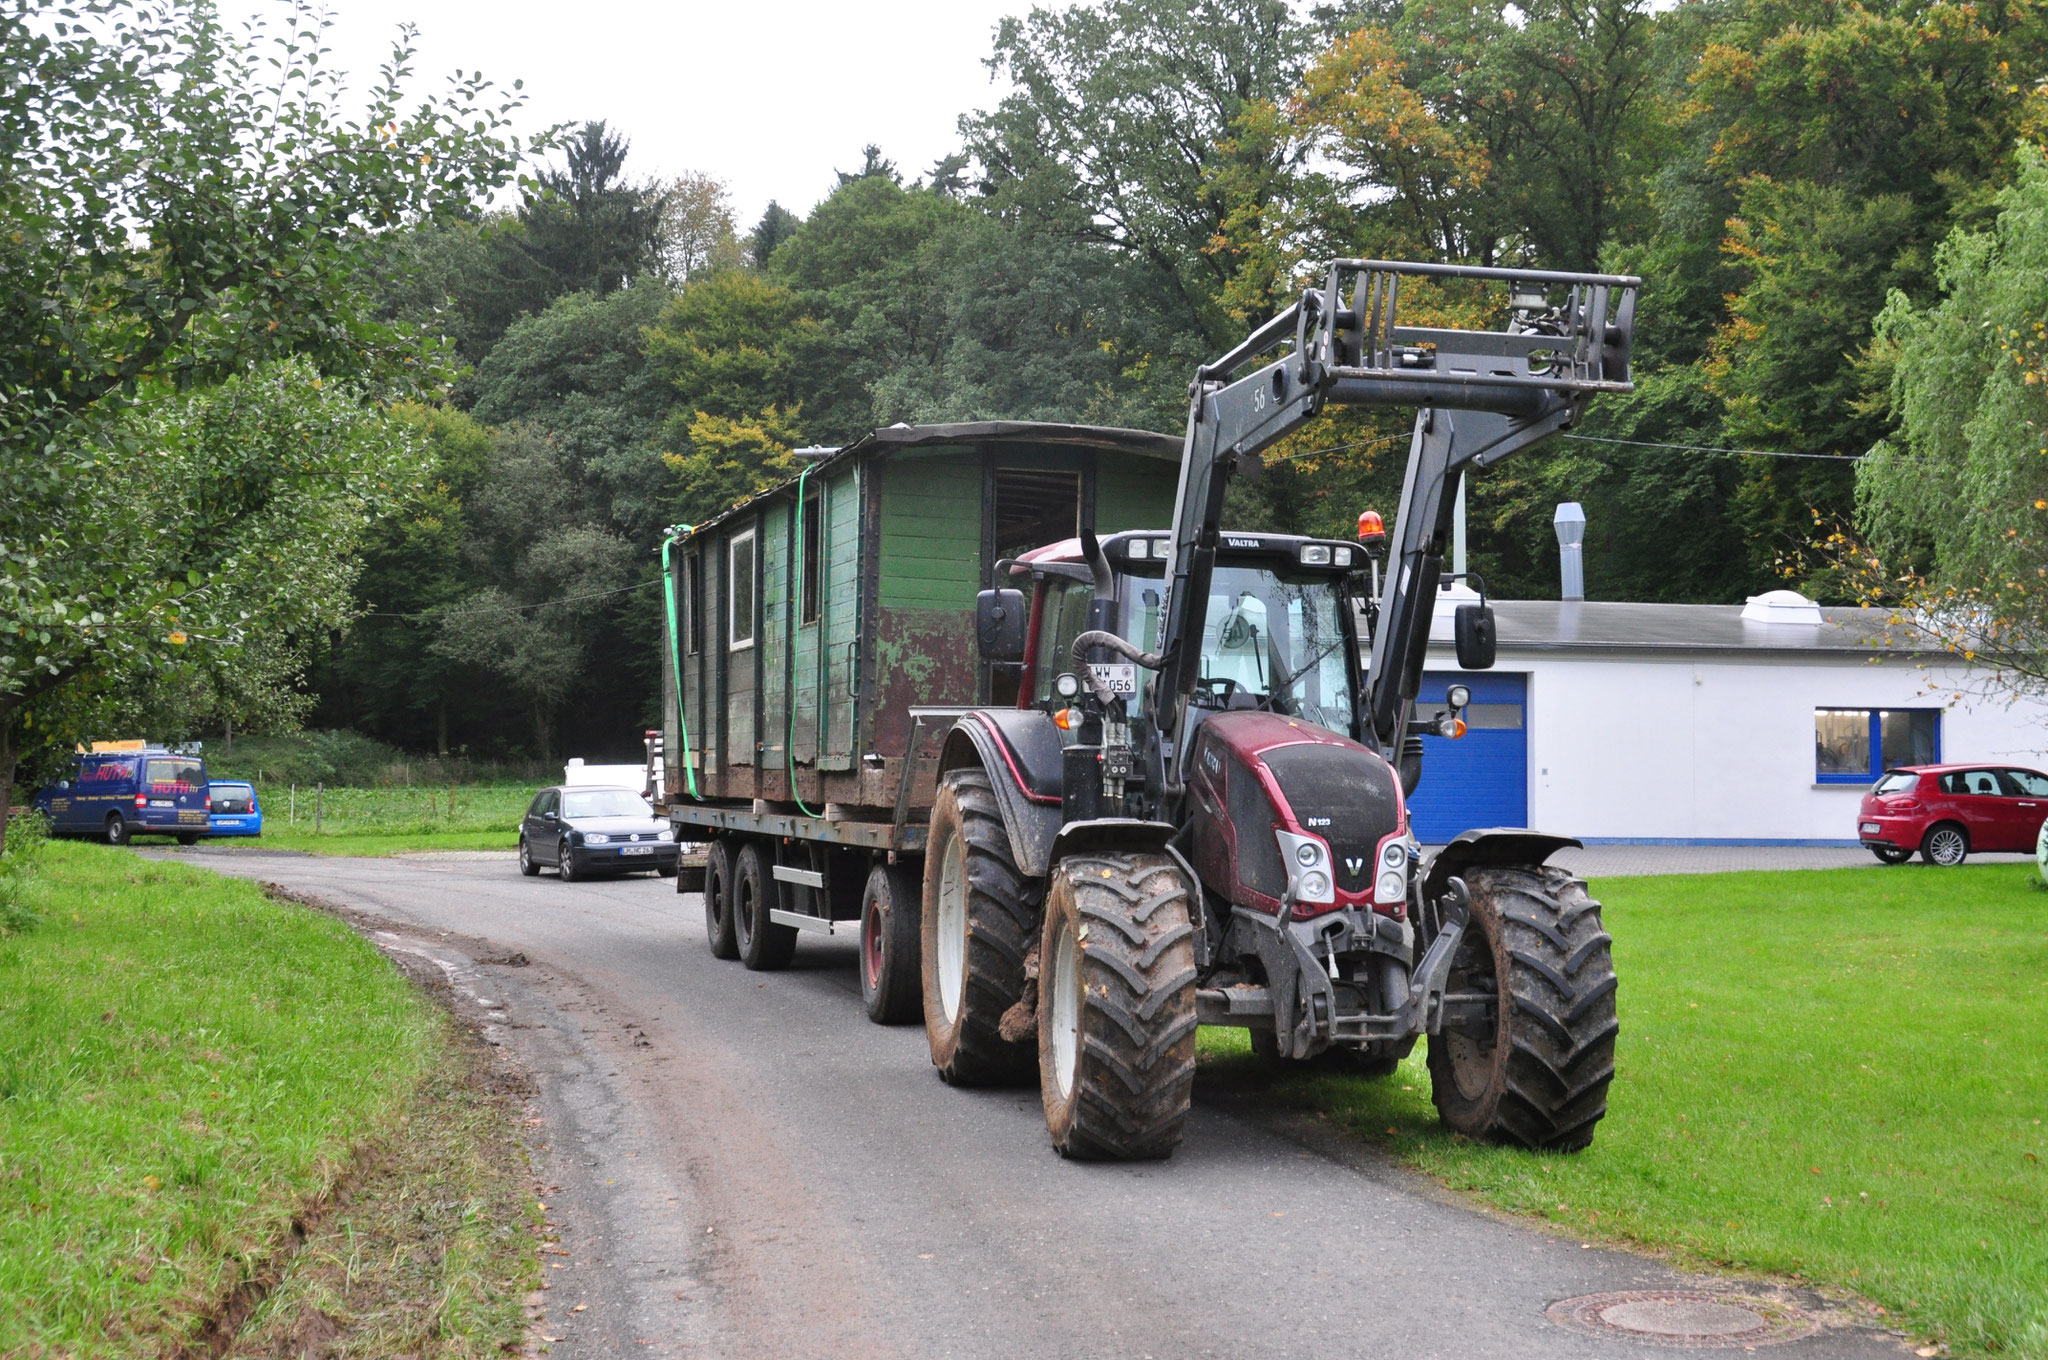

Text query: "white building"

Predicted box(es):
[1409, 586, 2048, 846]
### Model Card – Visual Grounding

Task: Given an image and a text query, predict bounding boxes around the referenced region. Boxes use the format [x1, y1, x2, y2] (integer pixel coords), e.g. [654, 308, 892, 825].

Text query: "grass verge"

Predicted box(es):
[1198, 861, 2048, 1358]
[0, 842, 536, 1356]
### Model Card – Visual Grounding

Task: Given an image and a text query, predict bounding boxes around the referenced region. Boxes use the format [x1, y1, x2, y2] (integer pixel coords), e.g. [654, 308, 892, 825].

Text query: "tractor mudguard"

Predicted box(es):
[1420, 829, 1582, 903]
[1048, 817, 1178, 864]
[938, 711, 1065, 877]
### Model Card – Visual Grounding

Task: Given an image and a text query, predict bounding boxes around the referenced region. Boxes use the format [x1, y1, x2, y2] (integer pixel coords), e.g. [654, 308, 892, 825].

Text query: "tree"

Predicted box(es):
[1852, 145, 2048, 704]
[0, 0, 526, 843]
[430, 425, 637, 760]
[658, 172, 742, 283]
[749, 201, 803, 268]
[516, 120, 666, 298]
[962, 0, 1322, 351]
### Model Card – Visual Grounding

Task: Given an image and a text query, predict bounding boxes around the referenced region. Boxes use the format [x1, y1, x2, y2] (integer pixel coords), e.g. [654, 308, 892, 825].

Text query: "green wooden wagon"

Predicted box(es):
[660, 421, 1180, 860]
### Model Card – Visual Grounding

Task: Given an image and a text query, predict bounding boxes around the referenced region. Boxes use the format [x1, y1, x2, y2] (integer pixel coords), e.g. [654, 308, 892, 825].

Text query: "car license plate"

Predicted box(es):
[1088, 662, 1138, 695]
[621, 845, 653, 856]
[1860, 822, 1880, 834]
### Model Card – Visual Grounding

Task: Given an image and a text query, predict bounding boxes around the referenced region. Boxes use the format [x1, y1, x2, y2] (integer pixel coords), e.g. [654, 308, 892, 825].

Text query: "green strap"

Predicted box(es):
[787, 466, 822, 817]
[659, 526, 699, 801]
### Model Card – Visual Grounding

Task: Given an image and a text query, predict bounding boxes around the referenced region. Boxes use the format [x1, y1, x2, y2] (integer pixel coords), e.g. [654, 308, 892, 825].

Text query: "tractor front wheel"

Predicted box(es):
[1037, 853, 1198, 1160]
[1427, 865, 1617, 1151]
[921, 768, 1036, 1085]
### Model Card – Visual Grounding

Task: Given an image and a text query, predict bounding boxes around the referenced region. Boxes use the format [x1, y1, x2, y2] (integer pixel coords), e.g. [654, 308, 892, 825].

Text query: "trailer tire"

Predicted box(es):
[1426, 865, 1617, 1151]
[922, 768, 1036, 1085]
[734, 842, 797, 971]
[703, 839, 739, 960]
[1037, 853, 1198, 1160]
[859, 862, 923, 1024]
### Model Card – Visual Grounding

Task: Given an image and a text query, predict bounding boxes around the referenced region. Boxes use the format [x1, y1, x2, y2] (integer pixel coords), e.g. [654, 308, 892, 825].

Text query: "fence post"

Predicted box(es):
[290, 784, 296, 826]
[315, 783, 323, 836]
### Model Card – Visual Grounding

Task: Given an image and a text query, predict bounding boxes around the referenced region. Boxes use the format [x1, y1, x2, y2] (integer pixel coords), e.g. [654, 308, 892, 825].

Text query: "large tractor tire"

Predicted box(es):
[921, 768, 1036, 1085]
[703, 838, 739, 960]
[860, 861, 923, 1025]
[1037, 853, 1198, 1160]
[734, 842, 798, 971]
[1427, 865, 1617, 1151]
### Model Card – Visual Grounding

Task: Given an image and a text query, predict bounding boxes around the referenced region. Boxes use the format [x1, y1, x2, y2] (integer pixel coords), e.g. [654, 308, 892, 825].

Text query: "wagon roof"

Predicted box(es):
[678, 420, 1182, 539]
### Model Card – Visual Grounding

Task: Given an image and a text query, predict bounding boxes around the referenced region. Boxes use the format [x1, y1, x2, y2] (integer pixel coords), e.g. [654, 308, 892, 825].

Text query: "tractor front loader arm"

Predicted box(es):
[1146, 259, 1640, 782]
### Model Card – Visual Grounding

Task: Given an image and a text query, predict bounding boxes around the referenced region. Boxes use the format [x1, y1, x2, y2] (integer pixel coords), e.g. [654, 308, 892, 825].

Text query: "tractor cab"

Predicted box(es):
[1007, 529, 1371, 746]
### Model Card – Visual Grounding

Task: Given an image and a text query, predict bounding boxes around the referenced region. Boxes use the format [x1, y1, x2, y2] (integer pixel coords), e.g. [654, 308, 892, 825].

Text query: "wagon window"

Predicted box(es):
[729, 530, 756, 650]
[993, 467, 1081, 561]
[799, 485, 822, 626]
[683, 552, 702, 655]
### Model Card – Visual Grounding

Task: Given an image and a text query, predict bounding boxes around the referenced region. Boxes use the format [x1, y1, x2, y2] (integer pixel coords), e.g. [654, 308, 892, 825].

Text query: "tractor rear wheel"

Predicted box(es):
[1427, 865, 1617, 1151]
[1037, 853, 1198, 1160]
[921, 768, 1036, 1085]
[703, 838, 739, 959]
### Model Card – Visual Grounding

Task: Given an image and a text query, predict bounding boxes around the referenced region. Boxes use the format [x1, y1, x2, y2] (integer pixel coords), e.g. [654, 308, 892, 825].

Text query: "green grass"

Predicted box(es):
[0, 843, 450, 1354]
[95, 782, 531, 856]
[1199, 862, 2048, 1357]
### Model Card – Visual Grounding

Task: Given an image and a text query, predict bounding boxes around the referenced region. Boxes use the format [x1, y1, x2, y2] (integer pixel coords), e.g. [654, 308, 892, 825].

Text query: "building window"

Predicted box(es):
[729, 530, 756, 650]
[799, 486, 822, 626]
[1815, 708, 1939, 783]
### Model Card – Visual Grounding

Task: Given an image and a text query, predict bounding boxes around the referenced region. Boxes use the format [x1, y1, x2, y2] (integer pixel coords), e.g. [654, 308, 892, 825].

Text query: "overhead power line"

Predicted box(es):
[1561, 433, 1866, 462]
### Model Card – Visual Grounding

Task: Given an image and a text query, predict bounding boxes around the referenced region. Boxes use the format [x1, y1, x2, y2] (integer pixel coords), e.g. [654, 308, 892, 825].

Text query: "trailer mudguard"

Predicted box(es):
[938, 710, 1066, 877]
[1419, 829, 1582, 903]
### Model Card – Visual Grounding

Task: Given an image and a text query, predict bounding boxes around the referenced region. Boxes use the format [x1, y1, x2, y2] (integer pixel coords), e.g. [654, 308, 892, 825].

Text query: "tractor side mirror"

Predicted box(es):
[976, 588, 1027, 664]
[1454, 603, 1496, 670]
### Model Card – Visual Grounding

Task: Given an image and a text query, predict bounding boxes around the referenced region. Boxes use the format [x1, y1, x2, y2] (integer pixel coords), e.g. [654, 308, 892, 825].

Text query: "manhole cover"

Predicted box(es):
[1547, 1291, 1821, 1348]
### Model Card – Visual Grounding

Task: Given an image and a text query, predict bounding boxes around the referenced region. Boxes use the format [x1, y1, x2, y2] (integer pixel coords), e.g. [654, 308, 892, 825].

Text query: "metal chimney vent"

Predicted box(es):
[1554, 502, 1586, 601]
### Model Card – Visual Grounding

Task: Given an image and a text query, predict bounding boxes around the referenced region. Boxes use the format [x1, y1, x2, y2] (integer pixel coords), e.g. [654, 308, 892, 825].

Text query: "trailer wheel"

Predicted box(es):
[734, 842, 797, 971]
[859, 862, 923, 1025]
[921, 768, 1036, 1085]
[1037, 852, 1198, 1160]
[1427, 865, 1617, 1151]
[703, 839, 739, 960]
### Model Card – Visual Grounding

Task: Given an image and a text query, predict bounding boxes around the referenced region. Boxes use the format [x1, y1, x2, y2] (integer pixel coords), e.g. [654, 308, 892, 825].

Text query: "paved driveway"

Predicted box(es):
[1543, 844, 2036, 878]
[157, 848, 1911, 1360]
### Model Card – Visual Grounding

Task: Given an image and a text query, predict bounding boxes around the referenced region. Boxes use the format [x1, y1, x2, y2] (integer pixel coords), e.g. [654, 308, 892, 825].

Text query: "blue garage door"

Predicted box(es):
[1408, 671, 1528, 844]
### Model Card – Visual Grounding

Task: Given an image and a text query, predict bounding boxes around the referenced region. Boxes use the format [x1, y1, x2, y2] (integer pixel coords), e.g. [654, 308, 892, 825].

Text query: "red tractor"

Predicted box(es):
[923, 259, 1636, 1158]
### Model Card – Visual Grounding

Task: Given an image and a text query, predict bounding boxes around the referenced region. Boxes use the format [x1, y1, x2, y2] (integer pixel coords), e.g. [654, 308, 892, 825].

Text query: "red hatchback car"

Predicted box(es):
[1859, 763, 2048, 865]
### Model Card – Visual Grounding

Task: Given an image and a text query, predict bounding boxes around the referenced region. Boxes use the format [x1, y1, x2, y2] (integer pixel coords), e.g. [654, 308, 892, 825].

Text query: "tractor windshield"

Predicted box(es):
[1124, 564, 1355, 734]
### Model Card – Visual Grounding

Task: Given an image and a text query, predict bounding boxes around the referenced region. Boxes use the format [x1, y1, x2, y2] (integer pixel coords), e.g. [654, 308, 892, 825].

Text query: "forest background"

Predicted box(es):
[12, 0, 2048, 776]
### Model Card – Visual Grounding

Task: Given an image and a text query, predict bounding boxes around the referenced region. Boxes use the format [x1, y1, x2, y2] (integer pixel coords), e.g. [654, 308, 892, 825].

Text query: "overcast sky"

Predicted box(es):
[215, 0, 1070, 228]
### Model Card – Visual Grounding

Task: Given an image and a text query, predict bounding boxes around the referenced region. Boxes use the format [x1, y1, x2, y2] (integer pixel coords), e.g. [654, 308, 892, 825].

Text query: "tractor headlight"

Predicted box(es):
[584, 833, 611, 845]
[1377, 870, 1406, 902]
[1381, 841, 1405, 869]
[1274, 830, 1334, 905]
[1298, 544, 1333, 566]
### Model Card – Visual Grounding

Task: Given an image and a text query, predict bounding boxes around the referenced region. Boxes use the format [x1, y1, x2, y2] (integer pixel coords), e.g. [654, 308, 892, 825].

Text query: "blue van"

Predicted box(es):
[34, 746, 212, 845]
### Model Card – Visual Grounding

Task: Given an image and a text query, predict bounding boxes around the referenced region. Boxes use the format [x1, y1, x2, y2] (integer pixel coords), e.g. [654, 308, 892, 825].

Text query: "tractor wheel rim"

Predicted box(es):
[862, 900, 884, 991]
[1931, 829, 1964, 863]
[937, 837, 967, 1024]
[1048, 915, 1080, 1099]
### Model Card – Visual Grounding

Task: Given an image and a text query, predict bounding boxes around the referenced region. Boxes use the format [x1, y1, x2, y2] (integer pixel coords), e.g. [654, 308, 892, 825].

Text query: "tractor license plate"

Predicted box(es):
[1860, 822, 1880, 834]
[621, 845, 653, 856]
[1088, 663, 1137, 695]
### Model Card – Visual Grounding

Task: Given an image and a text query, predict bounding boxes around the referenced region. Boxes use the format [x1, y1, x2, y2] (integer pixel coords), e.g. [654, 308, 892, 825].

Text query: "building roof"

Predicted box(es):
[1430, 594, 1917, 658]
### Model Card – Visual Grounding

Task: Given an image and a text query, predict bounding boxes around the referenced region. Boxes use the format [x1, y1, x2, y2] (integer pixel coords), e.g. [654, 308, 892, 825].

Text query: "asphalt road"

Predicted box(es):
[167, 848, 1912, 1360]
